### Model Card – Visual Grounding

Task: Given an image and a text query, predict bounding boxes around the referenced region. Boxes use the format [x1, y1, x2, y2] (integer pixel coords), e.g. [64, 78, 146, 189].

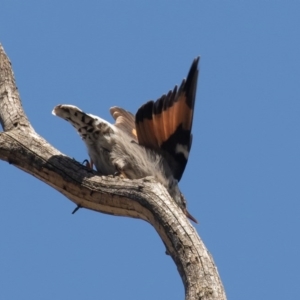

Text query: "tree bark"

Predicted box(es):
[0, 44, 226, 300]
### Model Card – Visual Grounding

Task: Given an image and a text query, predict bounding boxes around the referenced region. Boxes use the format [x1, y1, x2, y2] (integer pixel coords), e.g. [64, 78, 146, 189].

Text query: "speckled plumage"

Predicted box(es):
[52, 58, 199, 223]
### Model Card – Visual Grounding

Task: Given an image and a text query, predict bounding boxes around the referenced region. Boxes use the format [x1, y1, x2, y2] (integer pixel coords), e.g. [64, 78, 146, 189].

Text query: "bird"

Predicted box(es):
[52, 57, 199, 223]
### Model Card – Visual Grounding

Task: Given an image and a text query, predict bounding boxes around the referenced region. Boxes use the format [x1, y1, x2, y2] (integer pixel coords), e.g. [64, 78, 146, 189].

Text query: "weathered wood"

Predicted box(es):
[0, 44, 226, 300]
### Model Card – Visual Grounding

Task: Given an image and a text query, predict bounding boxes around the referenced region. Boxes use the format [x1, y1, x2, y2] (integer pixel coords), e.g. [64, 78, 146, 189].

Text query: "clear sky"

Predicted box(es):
[0, 2, 299, 299]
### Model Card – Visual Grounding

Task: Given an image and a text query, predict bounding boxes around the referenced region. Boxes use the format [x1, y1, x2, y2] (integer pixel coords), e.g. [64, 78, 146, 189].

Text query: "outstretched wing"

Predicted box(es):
[135, 57, 199, 181]
[110, 107, 138, 141]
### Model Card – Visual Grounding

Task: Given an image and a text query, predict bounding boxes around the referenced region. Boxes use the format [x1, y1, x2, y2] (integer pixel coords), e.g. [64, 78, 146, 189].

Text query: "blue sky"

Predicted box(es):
[0, 2, 299, 299]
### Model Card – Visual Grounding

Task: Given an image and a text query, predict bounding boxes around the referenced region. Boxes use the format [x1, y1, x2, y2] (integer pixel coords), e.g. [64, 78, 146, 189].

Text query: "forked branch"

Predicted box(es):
[0, 45, 226, 300]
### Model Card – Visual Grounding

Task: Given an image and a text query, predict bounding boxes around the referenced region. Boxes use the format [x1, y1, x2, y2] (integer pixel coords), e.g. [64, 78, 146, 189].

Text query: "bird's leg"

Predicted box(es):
[82, 159, 94, 170]
[113, 170, 121, 177]
[113, 164, 127, 178]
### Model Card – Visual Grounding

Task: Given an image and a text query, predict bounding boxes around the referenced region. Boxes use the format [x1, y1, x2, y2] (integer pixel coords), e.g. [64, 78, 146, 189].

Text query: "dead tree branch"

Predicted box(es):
[0, 44, 226, 300]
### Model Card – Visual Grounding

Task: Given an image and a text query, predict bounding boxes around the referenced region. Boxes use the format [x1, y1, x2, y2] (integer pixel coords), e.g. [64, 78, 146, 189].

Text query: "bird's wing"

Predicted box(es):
[135, 57, 199, 181]
[110, 107, 138, 142]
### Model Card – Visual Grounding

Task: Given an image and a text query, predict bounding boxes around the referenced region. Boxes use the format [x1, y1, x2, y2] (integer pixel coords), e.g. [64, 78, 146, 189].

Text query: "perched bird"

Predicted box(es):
[52, 57, 199, 223]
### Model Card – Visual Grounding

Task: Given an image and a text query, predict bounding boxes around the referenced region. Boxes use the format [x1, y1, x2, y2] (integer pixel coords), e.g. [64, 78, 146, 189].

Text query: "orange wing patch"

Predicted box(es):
[135, 57, 199, 181]
[110, 107, 137, 141]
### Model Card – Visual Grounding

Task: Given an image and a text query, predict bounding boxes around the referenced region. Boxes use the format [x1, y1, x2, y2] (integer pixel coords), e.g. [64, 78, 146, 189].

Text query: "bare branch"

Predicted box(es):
[0, 44, 226, 300]
[0, 46, 32, 131]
